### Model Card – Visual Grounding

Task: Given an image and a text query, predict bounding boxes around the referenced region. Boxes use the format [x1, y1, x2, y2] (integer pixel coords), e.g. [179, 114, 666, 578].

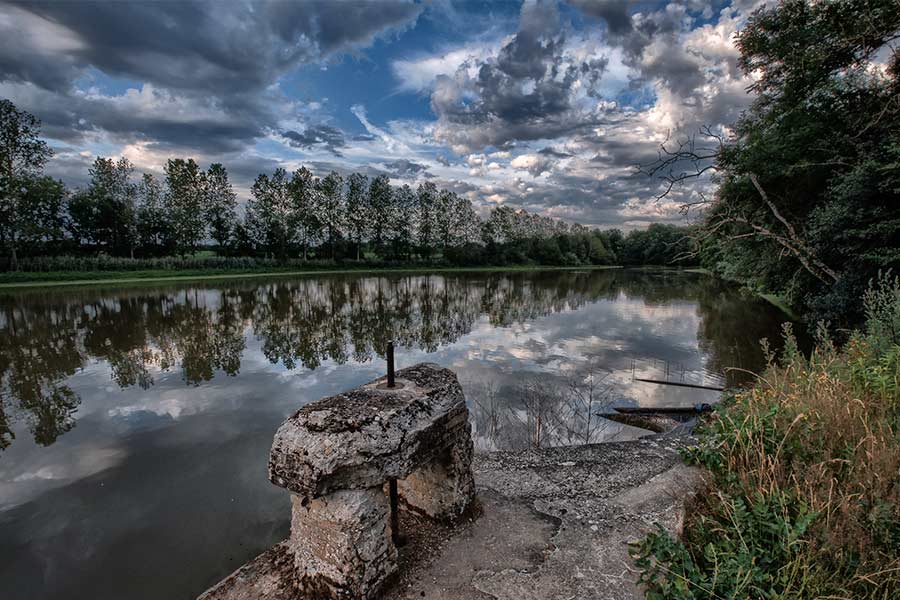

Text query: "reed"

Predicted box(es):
[633, 274, 900, 599]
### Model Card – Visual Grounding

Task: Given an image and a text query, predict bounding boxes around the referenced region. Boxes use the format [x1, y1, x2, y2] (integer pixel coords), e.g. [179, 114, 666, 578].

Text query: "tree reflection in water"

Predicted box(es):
[0, 270, 800, 452]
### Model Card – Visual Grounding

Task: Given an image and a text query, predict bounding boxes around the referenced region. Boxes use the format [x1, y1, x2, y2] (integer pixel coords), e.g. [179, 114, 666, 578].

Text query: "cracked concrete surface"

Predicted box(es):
[383, 435, 700, 600]
[201, 435, 700, 600]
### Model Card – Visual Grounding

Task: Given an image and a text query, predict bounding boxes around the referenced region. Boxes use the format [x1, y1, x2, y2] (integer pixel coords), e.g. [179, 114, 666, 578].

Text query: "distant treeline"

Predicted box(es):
[1, 100, 695, 272]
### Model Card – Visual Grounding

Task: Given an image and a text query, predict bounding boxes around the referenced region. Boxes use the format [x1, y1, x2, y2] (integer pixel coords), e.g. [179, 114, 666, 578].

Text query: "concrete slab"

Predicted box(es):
[383, 435, 701, 600]
[202, 435, 700, 600]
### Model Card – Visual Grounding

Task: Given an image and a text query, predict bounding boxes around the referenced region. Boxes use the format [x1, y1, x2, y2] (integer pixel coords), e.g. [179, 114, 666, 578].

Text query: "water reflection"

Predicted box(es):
[0, 269, 800, 600]
[0, 270, 794, 455]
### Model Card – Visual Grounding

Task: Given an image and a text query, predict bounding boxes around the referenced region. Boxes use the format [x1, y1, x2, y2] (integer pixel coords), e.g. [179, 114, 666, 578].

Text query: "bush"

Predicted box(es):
[632, 276, 900, 599]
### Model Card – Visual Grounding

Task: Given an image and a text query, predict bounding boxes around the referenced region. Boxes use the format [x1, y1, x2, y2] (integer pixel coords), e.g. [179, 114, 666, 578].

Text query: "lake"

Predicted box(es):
[0, 268, 797, 599]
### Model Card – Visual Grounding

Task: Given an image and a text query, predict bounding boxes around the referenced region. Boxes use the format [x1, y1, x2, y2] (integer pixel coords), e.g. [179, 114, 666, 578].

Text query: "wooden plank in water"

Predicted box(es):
[633, 377, 725, 392]
[613, 405, 713, 415]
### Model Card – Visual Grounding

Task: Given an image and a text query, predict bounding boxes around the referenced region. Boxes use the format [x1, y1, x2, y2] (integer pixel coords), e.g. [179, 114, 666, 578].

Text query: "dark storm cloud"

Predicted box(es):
[282, 125, 347, 156]
[383, 159, 429, 178]
[263, 0, 424, 61]
[538, 146, 573, 158]
[569, 0, 634, 35]
[0, 0, 422, 153]
[3, 0, 422, 96]
[432, 0, 609, 151]
[7, 84, 261, 154]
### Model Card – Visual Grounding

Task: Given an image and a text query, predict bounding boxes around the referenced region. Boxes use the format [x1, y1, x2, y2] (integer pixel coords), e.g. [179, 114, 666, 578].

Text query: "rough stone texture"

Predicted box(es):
[383, 435, 702, 600]
[199, 365, 701, 600]
[287, 489, 396, 599]
[201, 436, 700, 600]
[269, 363, 474, 504]
[197, 544, 296, 600]
[397, 432, 475, 520]
[201, 363, 477, 600]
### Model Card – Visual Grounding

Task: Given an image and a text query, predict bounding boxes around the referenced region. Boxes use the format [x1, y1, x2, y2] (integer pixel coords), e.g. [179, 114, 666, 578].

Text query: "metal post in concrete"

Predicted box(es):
[386, 340, 395, 388]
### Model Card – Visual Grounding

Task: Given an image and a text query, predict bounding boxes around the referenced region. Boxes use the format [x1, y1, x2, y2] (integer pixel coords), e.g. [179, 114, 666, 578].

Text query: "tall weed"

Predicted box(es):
[633, 276, 900, 599]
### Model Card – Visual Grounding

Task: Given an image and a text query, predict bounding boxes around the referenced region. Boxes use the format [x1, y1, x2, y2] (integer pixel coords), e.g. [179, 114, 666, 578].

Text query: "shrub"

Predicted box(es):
[633, 276, 900, 599]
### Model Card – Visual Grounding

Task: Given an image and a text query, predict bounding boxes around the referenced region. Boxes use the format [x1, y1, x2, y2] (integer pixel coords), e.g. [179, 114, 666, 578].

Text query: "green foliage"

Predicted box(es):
[636, 492, 818, 600]
[697, 0, 900, 327]
[0, 98, 53, 269]
[246, 168, 294, 260]
[204, 163, 236, 250]
[367, 174, 392, 252]
[633, 276, 900, 599]
[12, 175, 66, 252]
[317, 171, 345, 259]
[164, 158, 207, 256]
[618, 223, 695, 266]
[345, 172, 369, 259]
[68, 157, 139, 256]
[0, 101, 696, 272]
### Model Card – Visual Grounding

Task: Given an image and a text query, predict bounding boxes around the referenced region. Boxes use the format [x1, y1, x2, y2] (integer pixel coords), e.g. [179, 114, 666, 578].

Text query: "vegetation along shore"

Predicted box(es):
[0, 262, 623, 288]
[633, 3, 900, 599]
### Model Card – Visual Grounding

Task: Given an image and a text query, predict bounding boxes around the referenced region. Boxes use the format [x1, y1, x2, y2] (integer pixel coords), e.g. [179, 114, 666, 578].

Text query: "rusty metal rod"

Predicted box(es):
[389, 478, 400, 545]
[386, 340, 395, 388]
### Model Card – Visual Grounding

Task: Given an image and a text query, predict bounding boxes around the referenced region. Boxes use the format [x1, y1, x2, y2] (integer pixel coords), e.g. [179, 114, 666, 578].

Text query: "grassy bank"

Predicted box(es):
[633, 275, 900, 599]
[760, 293, 801, 321]
[0, 264, 623, 289]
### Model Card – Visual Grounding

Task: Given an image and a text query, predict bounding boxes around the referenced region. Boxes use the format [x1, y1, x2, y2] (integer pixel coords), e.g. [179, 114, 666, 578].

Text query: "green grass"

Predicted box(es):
[632, 276, 900, 600]
[0, 264, 623, 289]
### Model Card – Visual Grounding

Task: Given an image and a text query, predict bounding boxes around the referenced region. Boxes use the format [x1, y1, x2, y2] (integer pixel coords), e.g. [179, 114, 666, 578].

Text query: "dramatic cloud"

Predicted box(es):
[383, 159, 430, 178]
[0, 0, 422, 160]
[2, 0, 422, 95]
[0, 0, 763, 229]
[430, 0, 610, 153]
[282, 125, 347, 156]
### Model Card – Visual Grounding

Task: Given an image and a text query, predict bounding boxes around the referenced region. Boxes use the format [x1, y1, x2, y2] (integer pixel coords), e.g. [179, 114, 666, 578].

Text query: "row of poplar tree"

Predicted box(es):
[3, 99, 695, 270]
[9, 153, 616, 264]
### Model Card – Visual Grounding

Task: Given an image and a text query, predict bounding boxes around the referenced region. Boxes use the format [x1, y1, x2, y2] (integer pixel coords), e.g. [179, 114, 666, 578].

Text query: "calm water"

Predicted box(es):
[0, 269, 796, 599]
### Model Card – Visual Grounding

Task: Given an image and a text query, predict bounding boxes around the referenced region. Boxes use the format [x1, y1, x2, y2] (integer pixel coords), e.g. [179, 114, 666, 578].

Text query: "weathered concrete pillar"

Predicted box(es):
[287, 488, 396, 599]
[199, 362, 476, 600]
[398, 433, 475, 520]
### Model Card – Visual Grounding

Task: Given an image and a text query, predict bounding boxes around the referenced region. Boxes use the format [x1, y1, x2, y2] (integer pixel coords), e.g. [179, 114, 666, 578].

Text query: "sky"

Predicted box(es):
[0, 0, 764, 229]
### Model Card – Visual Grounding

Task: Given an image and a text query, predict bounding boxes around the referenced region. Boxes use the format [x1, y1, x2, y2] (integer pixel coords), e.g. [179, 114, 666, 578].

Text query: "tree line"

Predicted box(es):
[0, 99, 696, 272]
[646, 0, 899, 326]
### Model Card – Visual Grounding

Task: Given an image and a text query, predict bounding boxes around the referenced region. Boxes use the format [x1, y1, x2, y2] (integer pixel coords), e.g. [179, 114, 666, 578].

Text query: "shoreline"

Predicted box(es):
[0, 264, 628, 290]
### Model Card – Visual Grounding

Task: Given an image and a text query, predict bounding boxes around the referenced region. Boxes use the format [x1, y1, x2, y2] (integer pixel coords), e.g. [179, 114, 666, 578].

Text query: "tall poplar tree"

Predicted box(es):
[317, 171, 344, 260]
[416, 181, 437, 259]
[204, 163, 237, 252]
[345, 172, 369, 260]
[288, 167, 320, 260]
[136, 173, 168, 253]
[0, 100, 52, 269]
[368, 174, 393, 255]
[68, 157, 138, 257]
[164, 158, 207, 257]
[393, 184, 416, 260]
[246, 168, 292, 260]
